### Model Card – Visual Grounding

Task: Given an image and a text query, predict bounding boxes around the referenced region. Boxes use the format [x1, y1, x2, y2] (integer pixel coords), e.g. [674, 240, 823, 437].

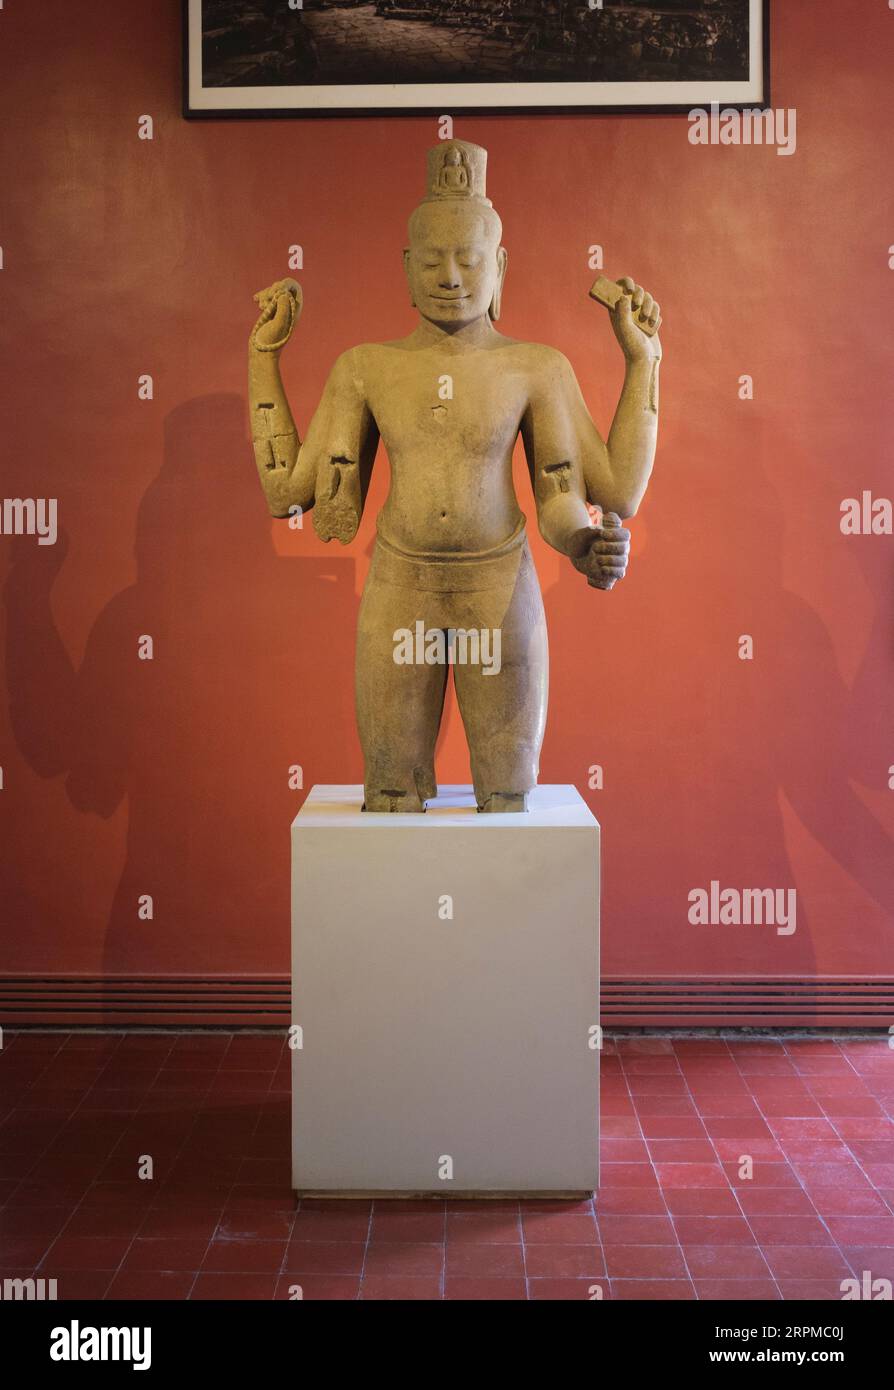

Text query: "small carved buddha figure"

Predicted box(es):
[248, 141, 662, 812]
[438, 144, 470, 192]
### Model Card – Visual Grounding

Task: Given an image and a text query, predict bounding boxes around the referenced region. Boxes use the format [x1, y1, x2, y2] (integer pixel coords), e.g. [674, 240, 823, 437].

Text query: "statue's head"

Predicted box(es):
[405, 140, 507, 331]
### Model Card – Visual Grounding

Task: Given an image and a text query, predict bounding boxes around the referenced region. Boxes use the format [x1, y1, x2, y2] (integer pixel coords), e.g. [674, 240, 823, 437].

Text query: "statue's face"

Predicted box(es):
[405, 202, 506, 330]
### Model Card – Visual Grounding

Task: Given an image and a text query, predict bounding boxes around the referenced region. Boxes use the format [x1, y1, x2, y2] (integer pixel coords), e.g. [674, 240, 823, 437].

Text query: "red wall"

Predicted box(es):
[1, 1, 892, 1022]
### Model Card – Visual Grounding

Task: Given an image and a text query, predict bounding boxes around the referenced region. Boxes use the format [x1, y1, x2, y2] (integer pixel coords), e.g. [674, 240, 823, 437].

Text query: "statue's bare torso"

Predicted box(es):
[349, 333, 557, 554]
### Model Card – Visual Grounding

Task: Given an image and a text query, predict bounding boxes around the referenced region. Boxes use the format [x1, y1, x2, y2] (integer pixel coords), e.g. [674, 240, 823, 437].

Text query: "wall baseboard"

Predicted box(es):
[1, 975, 892, 1030]
[0, 977, 289, 1029]
[602, 977, 894, 1028]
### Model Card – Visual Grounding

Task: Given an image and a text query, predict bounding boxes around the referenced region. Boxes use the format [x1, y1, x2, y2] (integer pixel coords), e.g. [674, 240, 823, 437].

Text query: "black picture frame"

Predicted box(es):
[183, 0, 770, 121]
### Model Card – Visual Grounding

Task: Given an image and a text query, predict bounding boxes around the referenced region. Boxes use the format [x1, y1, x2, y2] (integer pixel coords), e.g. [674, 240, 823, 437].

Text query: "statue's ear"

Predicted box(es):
[403, 248, 416, 308]
[489, 246, 508, 322]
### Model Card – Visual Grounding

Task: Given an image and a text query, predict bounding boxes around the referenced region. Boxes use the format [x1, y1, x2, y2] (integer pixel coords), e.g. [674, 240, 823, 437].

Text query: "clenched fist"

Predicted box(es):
[572, 512, 631, 590]
[610, 277, 662, 365]
[251, 278, 302, 353]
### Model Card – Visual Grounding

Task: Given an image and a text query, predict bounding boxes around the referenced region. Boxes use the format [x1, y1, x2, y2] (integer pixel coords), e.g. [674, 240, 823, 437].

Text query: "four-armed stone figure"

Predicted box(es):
[248, 140, 662, 813]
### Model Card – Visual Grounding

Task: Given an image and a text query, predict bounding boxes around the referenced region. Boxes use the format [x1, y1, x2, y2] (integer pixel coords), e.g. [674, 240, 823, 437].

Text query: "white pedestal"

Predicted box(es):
[291, 785, 599, 1198]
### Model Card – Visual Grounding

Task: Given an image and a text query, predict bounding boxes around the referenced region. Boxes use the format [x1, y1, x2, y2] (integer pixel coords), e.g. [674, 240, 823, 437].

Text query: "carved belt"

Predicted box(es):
[371, 520, 527, 594]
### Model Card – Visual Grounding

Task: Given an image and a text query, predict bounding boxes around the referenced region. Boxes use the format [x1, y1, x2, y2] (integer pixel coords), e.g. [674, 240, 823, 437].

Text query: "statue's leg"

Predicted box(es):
[355, 564, 447, 813]
[453, 545, 548, 813]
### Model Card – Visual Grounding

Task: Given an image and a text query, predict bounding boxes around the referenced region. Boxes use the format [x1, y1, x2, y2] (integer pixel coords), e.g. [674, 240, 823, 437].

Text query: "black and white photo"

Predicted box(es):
[186, 0, 769, 117]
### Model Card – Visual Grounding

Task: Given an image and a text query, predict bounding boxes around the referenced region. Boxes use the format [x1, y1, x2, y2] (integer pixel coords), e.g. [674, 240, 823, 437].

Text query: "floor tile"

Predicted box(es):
[359, 1275, 441, 1300]
[524, 1244, 605, 1278]
[444, 1277, 527, 1300]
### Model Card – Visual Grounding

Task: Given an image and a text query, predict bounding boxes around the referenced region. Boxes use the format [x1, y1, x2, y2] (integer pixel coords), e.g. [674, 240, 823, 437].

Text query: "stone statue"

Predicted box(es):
[248, 140, 661, 813]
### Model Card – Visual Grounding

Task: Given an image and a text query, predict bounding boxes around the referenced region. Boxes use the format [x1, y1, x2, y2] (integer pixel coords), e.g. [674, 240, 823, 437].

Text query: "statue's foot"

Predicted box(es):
[363, 787, 426, 814]
[361, 766, 435, 813]
[413, 766, 437, 803]
[477, 791, 529, 814]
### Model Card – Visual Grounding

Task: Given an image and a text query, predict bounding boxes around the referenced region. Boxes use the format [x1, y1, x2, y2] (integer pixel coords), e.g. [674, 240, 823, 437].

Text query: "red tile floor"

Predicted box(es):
[1, 1032, 892, 1301]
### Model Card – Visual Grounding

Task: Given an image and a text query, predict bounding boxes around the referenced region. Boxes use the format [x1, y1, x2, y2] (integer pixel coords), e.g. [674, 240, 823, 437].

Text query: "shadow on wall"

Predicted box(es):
[542, 441, 894, 980]
[4, 400, 893, 1007]
[4, 394, 358, 996]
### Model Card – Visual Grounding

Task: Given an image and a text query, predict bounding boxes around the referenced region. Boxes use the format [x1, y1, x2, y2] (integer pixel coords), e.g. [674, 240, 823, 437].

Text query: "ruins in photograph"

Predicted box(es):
[204, 0, 750, 90]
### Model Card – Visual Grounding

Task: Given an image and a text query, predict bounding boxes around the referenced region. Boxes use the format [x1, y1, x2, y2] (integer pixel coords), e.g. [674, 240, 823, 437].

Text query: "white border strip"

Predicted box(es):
[189, 0, 764, 111]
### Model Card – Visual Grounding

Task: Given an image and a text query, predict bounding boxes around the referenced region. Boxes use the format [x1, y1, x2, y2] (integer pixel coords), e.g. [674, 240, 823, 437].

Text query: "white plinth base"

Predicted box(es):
[291, 785, 599, 1197]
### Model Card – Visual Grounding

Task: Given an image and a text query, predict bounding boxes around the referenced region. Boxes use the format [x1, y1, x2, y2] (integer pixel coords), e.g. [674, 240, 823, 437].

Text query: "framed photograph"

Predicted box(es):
[184, 0, 770, 119]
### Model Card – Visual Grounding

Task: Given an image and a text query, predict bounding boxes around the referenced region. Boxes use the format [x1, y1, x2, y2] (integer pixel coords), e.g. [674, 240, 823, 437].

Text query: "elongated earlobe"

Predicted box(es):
[403, 248, 416, 308]
[489, 247, 508, 322]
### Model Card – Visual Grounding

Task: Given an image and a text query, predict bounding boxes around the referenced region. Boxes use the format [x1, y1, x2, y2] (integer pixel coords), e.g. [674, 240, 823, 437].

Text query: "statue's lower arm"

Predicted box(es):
[600, 276, 661, 520]
[248, 278, 315, 519]
[529, 276, 661, 589]
[576, 278, 661, 587]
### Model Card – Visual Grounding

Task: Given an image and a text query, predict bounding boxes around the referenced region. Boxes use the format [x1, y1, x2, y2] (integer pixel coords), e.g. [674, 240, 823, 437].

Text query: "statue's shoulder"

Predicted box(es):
[501, 340, 578, 384]
[521, 341, 574, 368]
[343, 338, 415, 373]
[326, 342, 401, 394]
[355, 336, 416, 355]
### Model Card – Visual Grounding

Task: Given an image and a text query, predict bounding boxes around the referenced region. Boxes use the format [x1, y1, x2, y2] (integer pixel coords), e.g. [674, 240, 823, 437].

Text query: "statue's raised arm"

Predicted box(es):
[522, 273, 662, 589]
[593, 273, 662, 521]
[248, 278, 310, 518]
[248, 280, 379, 538]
